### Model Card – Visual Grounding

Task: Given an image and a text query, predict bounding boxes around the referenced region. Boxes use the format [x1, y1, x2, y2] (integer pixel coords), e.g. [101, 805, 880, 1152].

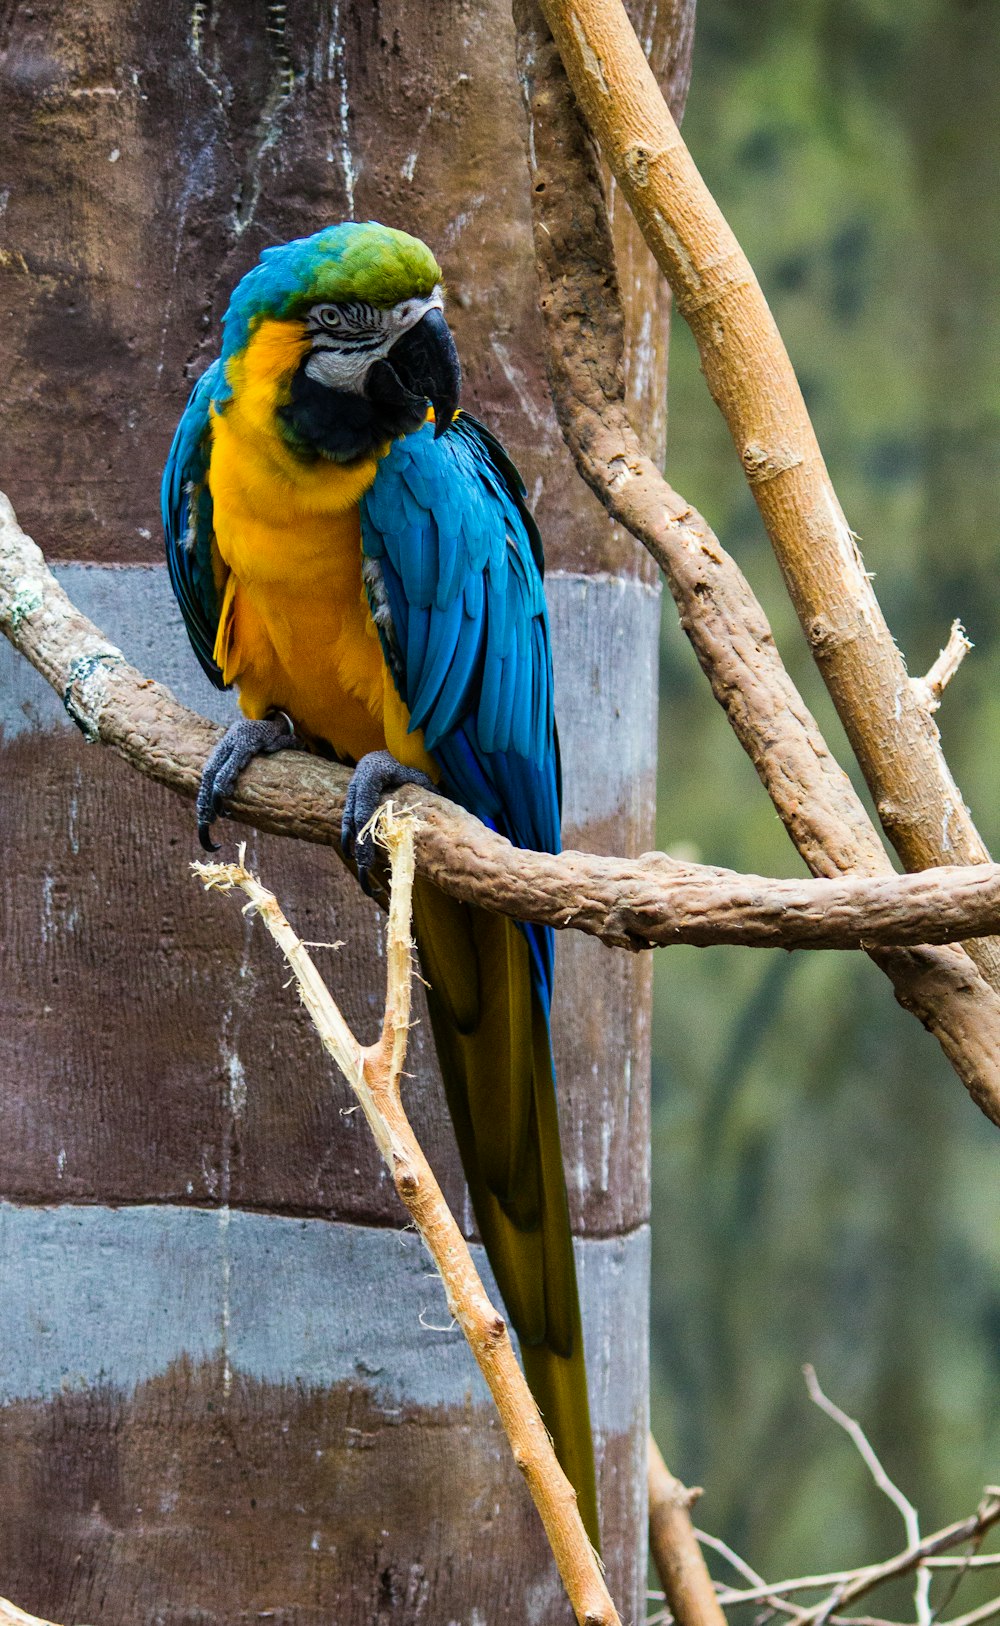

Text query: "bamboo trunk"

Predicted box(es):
[0, 2, 693, 1619]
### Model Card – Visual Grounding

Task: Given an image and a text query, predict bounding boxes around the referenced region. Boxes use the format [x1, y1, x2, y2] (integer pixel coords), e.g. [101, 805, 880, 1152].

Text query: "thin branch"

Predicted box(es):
[803, 1365, 922, 1540]
[651, 1592, 1000, 1626]
[803, 1365, 929, 1626]
[676, 1497, 1000, 1626]
[694, 1530, 770, 1590]
[534, 0, 1000, 997]
[512, 3, 1000, 1130]
[195, 810, 620, 1626]
[943, 1593, 1000, 1626]
[928, 1560, 1000, 1573]
[912, 622, 973, 714]
[693, 1529, 802, 1620]
[793, 1499, 1000, 1626]
[647, 1436, 730, 1626]
[713, 1557, 1000, 1609]
[929, 1521, 989, 1622]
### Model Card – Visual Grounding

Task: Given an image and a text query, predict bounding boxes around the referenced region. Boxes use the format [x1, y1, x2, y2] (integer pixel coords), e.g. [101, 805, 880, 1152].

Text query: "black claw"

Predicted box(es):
[341, 750, 435, 895]
[198, 822, 222, 854]
[197, 713, 302, 848]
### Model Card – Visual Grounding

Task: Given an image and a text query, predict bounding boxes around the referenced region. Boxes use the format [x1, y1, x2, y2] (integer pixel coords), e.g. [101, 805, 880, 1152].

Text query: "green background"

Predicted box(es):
[650, 0, 1000, 1601]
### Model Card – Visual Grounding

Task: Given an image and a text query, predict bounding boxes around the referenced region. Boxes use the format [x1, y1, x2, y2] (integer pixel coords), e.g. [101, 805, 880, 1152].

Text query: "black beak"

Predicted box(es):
[383, 307, 461, 437]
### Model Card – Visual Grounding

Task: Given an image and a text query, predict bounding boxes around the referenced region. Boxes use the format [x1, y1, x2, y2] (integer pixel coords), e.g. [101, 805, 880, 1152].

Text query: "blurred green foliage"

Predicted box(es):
[651, 0, 1000, 1598]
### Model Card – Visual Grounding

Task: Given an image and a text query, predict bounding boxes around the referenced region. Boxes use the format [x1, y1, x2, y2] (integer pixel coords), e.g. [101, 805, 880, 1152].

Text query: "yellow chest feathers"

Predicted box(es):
[204, 318, 433, 775]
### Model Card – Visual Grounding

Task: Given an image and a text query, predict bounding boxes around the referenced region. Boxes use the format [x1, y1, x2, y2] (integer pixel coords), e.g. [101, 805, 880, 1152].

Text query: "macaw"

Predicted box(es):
[161, 221, 598, 1546]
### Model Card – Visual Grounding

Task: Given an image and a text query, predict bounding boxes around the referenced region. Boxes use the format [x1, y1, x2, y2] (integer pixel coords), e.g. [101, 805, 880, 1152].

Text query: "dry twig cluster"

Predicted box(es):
[649, 1368, 1000, 1626]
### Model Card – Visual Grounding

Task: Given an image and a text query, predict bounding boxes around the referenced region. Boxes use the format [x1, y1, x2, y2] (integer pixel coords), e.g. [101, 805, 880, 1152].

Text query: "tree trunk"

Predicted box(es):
[0, 3, 693, 1621]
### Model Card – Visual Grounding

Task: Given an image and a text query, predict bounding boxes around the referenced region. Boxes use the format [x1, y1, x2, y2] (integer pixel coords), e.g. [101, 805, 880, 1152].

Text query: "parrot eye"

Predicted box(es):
[308, 300, 386, 348]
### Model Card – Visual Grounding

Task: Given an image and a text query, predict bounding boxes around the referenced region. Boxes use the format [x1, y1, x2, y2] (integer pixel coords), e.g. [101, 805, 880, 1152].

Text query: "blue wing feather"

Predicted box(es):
[161, 360, 228, 690]
[360, 412, 560, 1006]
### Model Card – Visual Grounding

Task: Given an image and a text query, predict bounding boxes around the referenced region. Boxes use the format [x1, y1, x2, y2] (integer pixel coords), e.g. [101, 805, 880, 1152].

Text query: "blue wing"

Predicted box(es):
[361, 413, 560, 1003]
[161, 359, 228, 690]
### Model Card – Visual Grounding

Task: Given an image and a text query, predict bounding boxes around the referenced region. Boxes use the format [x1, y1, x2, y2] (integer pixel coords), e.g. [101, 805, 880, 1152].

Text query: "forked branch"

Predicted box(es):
[535, 0, 1000, 994]
[648, 1371, 1000, 1626]
[513, 5, 1000, 1125]
[195, 810, 620, 1626]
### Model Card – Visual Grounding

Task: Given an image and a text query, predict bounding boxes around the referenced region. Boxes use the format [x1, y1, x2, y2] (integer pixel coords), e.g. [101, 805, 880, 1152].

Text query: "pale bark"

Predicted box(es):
[197, 814, 620, 1626]
[512, 5, 1000, 1126]
[533, 0, 1000, 993]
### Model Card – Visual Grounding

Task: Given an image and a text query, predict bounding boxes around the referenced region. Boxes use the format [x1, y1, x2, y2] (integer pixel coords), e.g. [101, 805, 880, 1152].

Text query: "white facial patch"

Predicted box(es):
[304, 285, 444, 394]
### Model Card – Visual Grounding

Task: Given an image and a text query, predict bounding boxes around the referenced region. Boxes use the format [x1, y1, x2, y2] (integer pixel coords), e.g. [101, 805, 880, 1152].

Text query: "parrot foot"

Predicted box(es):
[341, 750, 435, 896]
[197, 713, 303, 852]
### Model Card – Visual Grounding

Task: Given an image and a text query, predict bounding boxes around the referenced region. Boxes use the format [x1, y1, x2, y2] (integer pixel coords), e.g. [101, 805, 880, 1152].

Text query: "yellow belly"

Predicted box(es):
[205, 317, 436, 777]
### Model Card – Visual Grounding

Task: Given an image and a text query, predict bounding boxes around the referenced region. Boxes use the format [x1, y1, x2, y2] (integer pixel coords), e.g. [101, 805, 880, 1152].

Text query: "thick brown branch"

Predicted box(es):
[647, 1437, 728, 1626]
[8, 490, 1000, 955]
[5, 492, 1000, 1124]
[512, 6, 1000, 1126]
[533, 0, 1000, 993]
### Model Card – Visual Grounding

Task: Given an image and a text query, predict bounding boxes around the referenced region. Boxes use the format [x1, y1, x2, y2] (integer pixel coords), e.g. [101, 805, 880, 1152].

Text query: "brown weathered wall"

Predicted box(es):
[0, 3, 694, 1622]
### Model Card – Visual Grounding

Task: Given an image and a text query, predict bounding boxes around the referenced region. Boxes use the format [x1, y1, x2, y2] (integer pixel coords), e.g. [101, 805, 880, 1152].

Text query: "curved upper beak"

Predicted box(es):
[386, 307, 462, 437]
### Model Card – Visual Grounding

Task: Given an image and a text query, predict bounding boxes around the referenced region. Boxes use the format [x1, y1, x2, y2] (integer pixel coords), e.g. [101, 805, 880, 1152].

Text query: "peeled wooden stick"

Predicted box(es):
[194, 810, 620, 1626]
[0, 1601, 64, 1626]
[912, 621, 972, 713]
[536, 0, 1000, 993]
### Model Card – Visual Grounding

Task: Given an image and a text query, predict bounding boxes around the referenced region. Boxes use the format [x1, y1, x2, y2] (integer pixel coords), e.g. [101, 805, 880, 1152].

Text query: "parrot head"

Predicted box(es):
[220, 221, 462, 461]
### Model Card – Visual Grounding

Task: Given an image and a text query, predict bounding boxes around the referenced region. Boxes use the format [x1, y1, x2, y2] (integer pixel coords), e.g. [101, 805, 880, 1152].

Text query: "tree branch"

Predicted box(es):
[647, 1498, 1000, 1626]
[648, 1436, 729, 1626]
[195, 812, 620, 1626]
[512, 5, 1000, 1126]
[649, 1369, 1000, 1626]
[912, 621, 972, 714]
[5, 491, 1000, 1125]
[803, 1365, 930, 1626]
[533, 0, 1000, 996]
[793, 1495, 1000, 1626]
[708, 1558, 1000, 1613]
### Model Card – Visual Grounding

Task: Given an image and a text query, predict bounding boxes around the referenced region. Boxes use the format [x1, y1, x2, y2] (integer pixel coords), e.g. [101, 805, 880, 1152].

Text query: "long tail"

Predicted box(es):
[412, 878, 600, 1549]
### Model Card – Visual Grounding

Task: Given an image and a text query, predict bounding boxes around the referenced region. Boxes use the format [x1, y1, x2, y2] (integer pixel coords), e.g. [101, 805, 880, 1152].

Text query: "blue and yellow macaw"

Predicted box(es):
[161, 221, 598, 1545]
